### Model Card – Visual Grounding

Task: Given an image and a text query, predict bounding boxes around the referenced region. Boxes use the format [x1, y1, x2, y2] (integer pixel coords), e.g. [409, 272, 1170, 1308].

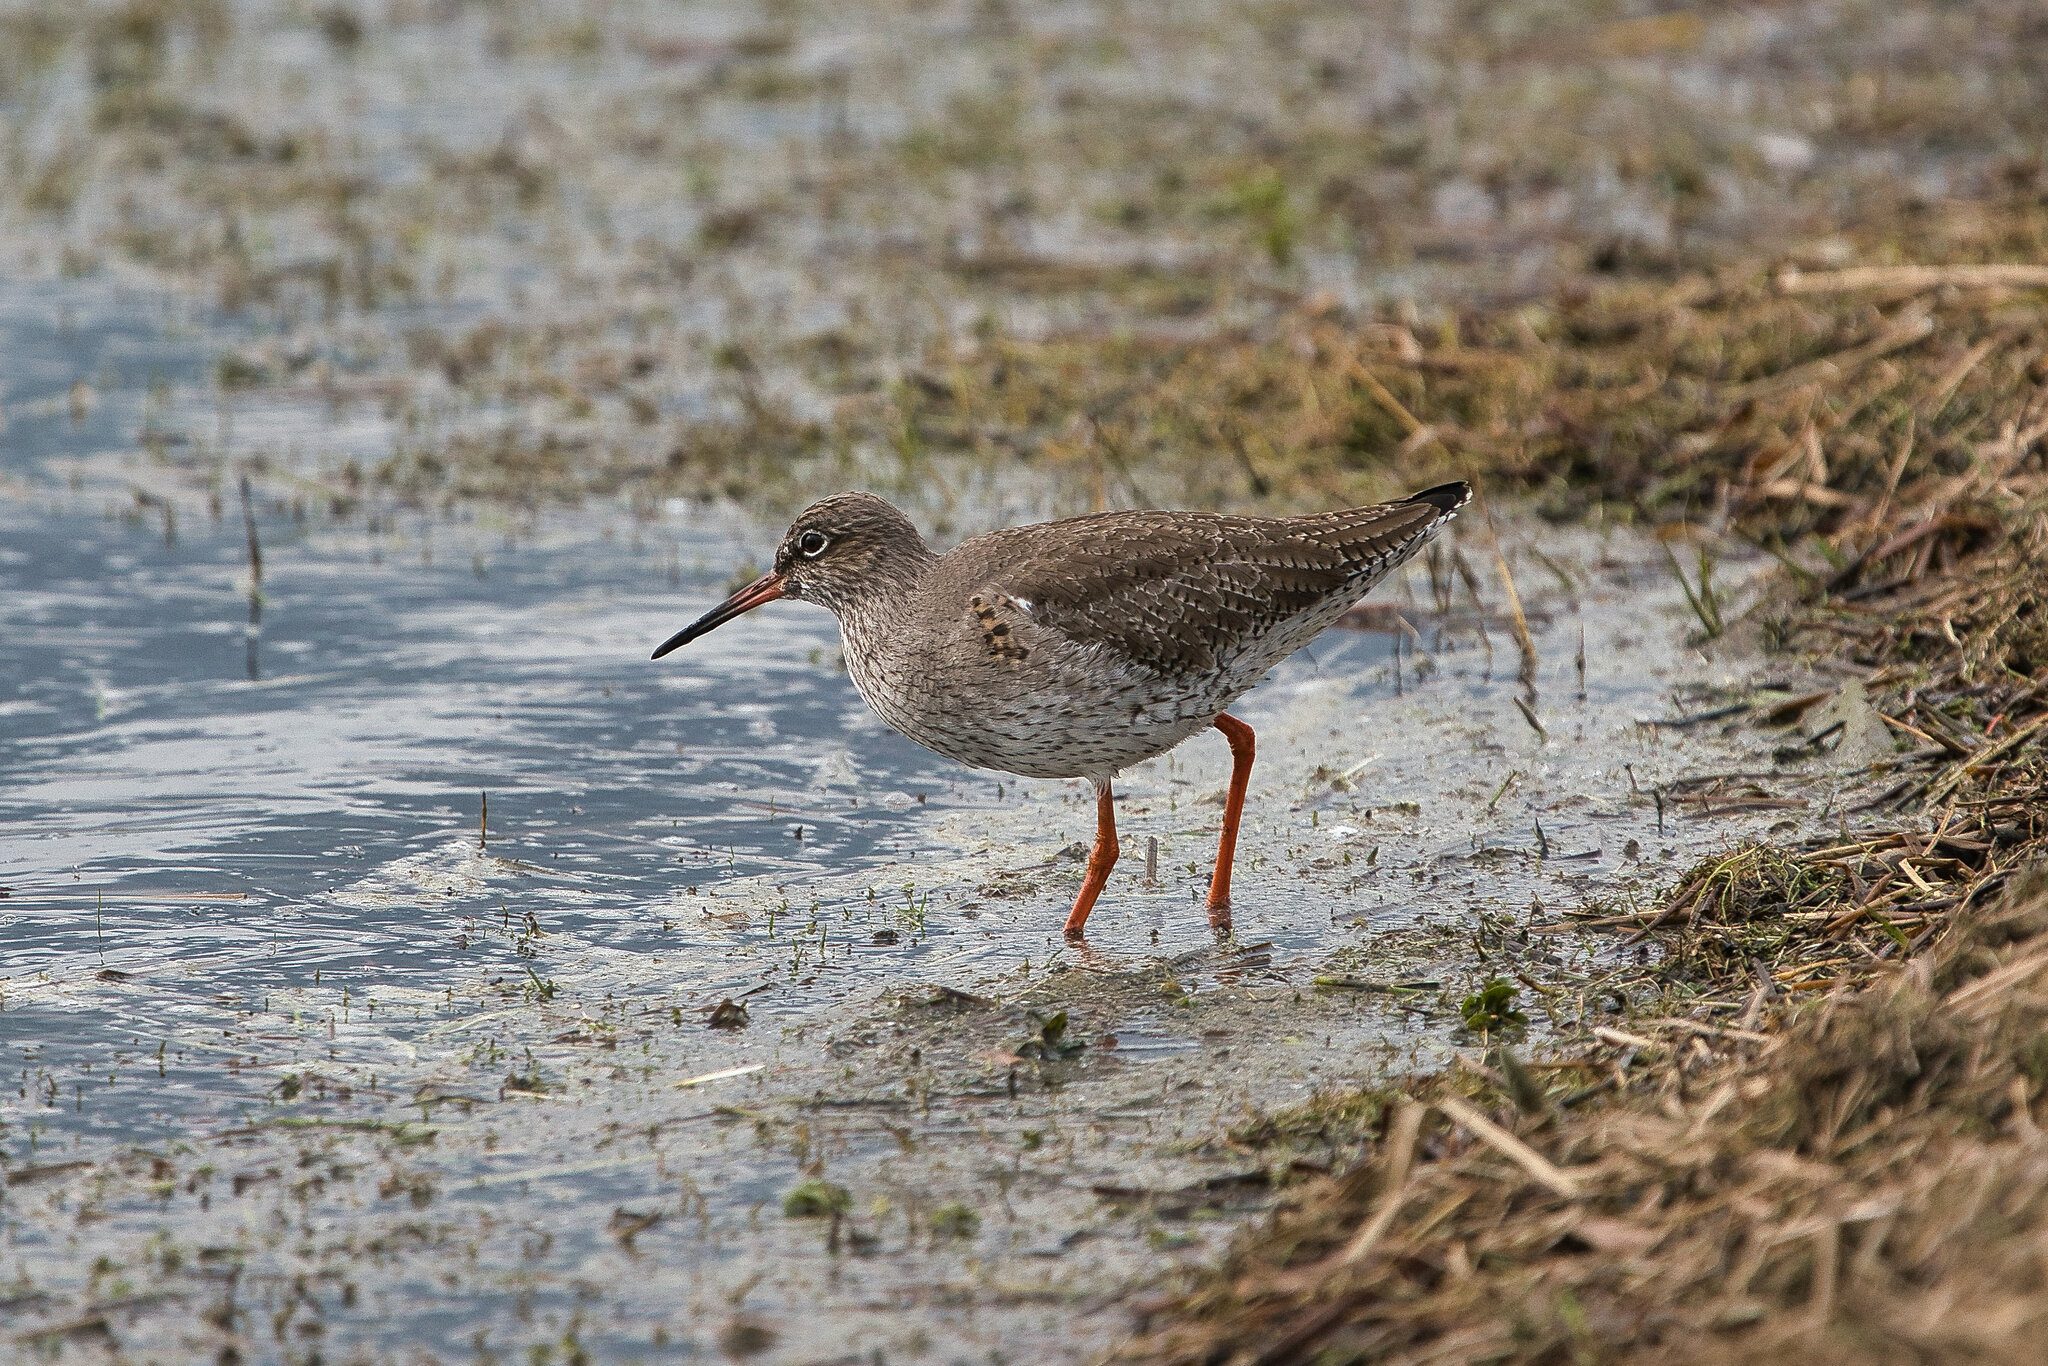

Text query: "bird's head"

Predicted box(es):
[651, 492, 932, 658]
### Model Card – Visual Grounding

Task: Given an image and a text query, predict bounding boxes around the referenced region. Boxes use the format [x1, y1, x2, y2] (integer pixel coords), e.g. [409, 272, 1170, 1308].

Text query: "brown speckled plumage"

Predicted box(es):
[654, 482, 1471, 937]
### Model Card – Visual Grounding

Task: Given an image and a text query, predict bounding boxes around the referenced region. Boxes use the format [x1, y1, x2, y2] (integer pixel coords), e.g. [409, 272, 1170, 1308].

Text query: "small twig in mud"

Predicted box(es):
[238, 474, 263, 584]
[1513, 696, 1546, 742]
[1574, 623, 1586, 701]
[1773, 262, 2048, 294]
[1425, 543, 1453, 615]
[1434, 1094, 1581, 1200]
[674, 1063, 764, 1090]
[1145, 835, 1158, 886]
[1485, 771, 1521, 815]
[1344, 354, 1432, 445]
[608, 1207, 664, 1248]
[1302, 755, 1380, 804]
[1450, 549, 1496, 676]
[925, 985, 993, 1009]
[1639, 702, 1750, 729]
[1337, 1096, 1424, 1266]
[1490, 543, 1539, 689]
[1724, 309, 1934, 402]
[1526, 546, 1580, 597]
[479, 792, 488, 849]
[1659, 536, 1725, 640]
[1759, 689, 1833, 727]
[239, 474, 263, 681]
[1312, 977, 1437, 994]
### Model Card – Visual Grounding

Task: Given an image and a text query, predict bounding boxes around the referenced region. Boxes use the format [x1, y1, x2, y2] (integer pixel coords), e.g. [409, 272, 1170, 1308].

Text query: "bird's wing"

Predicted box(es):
[967, 488, 1465, 679]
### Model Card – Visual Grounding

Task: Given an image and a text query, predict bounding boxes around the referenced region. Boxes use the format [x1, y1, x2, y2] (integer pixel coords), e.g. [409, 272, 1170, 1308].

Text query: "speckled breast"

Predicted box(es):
[838, 618, 1236, 781]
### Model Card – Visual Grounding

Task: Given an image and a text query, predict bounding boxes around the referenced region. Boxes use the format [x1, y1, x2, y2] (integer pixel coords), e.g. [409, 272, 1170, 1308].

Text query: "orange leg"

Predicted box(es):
[1063, 780, 1120, 939]
[1206, 713, 1256, 932]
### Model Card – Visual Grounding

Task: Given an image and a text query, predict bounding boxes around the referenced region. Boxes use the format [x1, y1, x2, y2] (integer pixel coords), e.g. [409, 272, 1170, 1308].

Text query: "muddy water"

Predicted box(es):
[0, 282, 1863, 1361]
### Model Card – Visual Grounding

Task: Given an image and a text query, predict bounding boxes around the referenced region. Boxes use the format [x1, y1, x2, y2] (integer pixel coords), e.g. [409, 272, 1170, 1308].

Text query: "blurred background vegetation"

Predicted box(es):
[4, 0, 2044, 517]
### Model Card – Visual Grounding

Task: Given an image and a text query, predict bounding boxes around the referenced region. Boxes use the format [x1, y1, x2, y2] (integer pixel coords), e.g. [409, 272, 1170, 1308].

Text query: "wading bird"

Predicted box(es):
[654, 483, 1469, 938]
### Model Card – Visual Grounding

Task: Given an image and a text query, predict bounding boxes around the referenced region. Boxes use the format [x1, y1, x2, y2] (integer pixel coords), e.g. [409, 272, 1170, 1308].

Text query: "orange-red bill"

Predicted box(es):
[651, 571, 786, 659]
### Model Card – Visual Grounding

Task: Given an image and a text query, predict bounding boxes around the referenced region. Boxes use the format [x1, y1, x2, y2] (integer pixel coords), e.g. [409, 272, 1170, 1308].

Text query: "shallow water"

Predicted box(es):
[1, 274, 960, 1120]
[0, 206, 1878, 1366]
[0, 280, 1393, 1358]
[0, 278, 1854, 1362]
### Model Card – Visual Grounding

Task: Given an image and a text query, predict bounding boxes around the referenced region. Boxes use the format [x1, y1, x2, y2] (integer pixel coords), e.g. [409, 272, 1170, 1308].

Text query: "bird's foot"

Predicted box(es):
[1205, 897, 1233, 937]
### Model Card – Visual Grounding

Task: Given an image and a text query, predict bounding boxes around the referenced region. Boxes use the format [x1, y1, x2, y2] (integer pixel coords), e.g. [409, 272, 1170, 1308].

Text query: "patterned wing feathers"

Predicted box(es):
[969, 484, 1468, 680]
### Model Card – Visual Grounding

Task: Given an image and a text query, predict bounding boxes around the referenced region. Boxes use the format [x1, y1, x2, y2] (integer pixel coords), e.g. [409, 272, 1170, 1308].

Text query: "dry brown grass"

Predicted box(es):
[1130, 879, 2048, 1365]
[1117, 198, 2048, 1363]
[878, 193, 2048, 526]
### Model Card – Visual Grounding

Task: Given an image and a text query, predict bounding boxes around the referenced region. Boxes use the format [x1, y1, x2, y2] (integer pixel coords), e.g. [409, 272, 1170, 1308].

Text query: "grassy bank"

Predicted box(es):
[1118, 201, 2048, 1362]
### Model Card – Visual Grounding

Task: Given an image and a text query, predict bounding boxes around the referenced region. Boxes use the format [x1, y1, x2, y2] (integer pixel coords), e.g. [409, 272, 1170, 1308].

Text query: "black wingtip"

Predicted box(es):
[1408, 481, 1472, 515]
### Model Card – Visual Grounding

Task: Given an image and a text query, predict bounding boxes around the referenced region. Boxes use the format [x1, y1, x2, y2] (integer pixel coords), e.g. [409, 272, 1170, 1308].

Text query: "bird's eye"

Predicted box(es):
[796, 530, 829, 558]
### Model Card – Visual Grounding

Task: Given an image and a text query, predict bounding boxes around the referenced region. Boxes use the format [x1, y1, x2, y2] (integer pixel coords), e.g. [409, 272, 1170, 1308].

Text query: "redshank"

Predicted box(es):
[653, 482, 1470, 937]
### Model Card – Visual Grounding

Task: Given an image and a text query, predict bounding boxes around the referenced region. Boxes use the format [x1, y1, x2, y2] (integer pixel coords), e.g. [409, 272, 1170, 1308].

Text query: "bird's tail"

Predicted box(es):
[1303, 480, 1471, 582]
[1405, 480, 1473, 516]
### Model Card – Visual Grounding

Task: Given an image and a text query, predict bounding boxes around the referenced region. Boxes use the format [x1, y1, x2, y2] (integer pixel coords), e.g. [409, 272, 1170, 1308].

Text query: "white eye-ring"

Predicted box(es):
[796, 530, 830, 558]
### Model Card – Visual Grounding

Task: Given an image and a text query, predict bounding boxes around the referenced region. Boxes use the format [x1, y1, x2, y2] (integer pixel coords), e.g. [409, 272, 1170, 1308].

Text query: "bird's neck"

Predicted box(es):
[831, 547, 936, 646]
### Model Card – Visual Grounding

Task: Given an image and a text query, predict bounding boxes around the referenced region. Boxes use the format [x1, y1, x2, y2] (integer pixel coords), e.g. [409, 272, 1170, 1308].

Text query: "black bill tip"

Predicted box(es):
[650, 571, 787, 660]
